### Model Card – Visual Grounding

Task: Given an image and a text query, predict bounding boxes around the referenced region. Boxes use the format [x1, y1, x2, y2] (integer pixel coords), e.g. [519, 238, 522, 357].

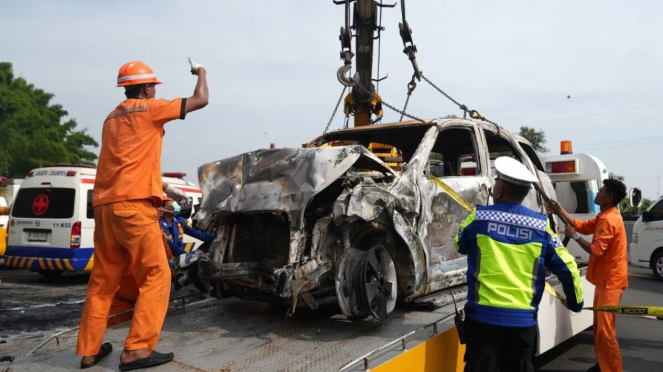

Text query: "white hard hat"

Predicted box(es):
[494, 157, 538, 186]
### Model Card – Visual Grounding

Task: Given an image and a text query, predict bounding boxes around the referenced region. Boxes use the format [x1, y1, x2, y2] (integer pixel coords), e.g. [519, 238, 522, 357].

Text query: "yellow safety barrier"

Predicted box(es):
[585, 306, 663, 317]
[429, 175, 474, 212]
[545, 282, 663, 317]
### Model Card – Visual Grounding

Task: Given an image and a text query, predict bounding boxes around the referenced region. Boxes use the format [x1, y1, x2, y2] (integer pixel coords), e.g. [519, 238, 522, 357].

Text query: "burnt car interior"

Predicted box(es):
[318, 124, 483, 180]
[319, 123, 434, 163]
[429, 128, 480, 178]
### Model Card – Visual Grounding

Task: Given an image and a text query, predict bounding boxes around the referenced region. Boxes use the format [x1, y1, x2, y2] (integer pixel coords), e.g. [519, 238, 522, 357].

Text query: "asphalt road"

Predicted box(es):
[537, 265, 663, 372]
[1, 264, 661, 371]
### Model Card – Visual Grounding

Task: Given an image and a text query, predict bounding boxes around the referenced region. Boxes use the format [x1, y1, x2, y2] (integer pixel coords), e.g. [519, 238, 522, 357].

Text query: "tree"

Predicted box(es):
[609, 173, 652, 214]
[518, 126, 548, 153]
[0, 62, 98, 178]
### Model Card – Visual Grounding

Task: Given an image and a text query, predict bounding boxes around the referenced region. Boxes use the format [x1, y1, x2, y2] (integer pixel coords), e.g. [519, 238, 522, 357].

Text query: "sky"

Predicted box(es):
[2, 0, 662, 200]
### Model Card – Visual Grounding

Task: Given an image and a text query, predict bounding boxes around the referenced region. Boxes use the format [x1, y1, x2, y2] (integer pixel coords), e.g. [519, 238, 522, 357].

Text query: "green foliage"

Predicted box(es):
[518, 126, 548, 153]
[609, 172, 651, 215]
[0, 62, 98, 178]
[609, 172, 625, 182]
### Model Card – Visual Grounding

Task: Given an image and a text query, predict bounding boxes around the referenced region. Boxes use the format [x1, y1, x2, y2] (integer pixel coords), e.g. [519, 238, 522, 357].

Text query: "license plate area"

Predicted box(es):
[28, 232, 48, 242]
[25, 229, 50, 242]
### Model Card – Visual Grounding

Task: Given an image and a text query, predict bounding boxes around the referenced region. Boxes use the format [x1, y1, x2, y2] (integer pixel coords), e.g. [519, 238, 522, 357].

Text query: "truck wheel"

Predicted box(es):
[653, 251, 663, 282]
[38, 270, 64, 279]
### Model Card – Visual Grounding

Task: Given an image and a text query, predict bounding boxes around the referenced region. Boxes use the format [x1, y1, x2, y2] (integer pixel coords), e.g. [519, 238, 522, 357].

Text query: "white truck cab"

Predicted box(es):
[4, 164, 203, 278]
[541, 141, 609, 263]
[630, 197, 663, 281]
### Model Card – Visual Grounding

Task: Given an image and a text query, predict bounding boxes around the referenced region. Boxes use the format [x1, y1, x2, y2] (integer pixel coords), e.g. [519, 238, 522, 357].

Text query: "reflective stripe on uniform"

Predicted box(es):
[475, 210, 547, 231]
[105, 106, 148, 121]
[117, 73, 156, 83]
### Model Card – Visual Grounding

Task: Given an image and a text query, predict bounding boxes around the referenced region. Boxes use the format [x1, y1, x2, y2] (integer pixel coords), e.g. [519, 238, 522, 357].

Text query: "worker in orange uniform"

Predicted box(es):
[77, 58, 209, 371]
[547, 179, 628, 372]
[107, 198, 175, 328]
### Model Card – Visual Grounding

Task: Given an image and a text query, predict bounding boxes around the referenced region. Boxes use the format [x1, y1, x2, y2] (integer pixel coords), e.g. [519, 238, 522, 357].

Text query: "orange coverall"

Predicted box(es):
[574, 206, 628, 372]
[108, 233, 174, 327]
[77, 97, 187, 356]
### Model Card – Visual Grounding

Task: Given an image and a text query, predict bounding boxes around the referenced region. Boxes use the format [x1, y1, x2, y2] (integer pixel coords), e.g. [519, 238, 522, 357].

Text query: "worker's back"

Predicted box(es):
[94, 97, 185, 207]
[455, 202, 584, 327]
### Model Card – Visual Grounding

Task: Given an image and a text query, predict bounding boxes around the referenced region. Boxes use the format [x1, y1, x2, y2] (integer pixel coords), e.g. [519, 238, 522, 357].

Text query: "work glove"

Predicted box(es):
[165, 184, 190, 207]
[188, 57, 205, 75]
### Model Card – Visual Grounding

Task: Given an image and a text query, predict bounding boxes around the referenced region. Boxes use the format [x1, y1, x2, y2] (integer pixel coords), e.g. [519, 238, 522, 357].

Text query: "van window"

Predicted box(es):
[483, 130, 524, 175]
[11, 188, 76, 219]
[647, 199, 663, 221]
[87, 190, 94, 219]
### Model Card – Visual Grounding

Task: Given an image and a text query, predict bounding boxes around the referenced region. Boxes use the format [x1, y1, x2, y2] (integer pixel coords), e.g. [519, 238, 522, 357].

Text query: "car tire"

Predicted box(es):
[38, 270, 64, 279]
[652, 251, 663, 282]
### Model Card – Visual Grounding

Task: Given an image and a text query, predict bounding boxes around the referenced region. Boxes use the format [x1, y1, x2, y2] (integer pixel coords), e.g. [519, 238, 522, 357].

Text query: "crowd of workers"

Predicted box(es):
[74, 59, 629, 372]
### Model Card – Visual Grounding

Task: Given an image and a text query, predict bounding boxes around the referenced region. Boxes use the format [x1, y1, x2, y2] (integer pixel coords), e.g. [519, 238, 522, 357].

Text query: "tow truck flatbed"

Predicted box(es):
[8, 296, 463, 372]
[7, 269, 592, 372]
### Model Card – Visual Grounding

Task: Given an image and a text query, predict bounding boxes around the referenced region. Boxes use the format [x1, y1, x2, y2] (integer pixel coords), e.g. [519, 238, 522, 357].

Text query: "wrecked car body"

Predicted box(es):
[194, 117, 556, 320]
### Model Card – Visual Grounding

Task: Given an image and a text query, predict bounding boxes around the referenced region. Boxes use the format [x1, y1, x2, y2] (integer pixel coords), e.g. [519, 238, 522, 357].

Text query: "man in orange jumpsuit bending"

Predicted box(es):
[548, 179, 628, 372]
[77, 58, 208, 370]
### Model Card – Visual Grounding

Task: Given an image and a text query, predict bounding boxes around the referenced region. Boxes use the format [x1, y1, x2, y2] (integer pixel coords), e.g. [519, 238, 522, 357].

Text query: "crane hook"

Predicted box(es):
[337, 64, 358, 87]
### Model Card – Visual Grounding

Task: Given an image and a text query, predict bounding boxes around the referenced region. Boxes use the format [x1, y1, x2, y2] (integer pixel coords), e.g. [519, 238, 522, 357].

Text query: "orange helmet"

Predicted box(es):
[116, 61, 162, 87]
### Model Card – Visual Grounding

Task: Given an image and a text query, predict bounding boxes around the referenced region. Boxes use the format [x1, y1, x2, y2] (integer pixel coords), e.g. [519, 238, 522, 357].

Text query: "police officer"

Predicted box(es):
[455, 157, 585, 372]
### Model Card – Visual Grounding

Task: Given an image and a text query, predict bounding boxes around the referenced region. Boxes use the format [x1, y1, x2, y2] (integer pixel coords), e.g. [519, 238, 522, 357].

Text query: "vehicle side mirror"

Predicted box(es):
[629, 188, 642, 209]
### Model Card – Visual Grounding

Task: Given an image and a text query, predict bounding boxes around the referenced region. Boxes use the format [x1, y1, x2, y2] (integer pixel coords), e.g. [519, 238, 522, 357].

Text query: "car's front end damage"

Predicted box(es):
[194, 145, 417, 317]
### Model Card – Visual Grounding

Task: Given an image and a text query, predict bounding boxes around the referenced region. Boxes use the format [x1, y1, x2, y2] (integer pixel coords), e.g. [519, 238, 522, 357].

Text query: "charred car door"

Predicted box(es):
[417, 121, 493, 290]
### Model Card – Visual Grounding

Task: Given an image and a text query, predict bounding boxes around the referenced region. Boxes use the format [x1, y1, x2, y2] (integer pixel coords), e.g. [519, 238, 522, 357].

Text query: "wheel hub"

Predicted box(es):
[335, 245, 398, 321]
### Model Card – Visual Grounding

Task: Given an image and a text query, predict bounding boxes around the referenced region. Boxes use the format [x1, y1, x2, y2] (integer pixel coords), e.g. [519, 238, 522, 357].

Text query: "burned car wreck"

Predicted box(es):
[194, 117, 556, 320]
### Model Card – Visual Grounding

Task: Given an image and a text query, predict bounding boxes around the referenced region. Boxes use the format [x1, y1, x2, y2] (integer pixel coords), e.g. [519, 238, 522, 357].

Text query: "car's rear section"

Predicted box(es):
[5, 166, 94, 277]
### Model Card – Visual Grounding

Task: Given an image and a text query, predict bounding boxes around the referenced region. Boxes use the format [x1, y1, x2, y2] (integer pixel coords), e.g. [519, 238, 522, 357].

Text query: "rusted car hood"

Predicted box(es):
[195, 146, 393, 230]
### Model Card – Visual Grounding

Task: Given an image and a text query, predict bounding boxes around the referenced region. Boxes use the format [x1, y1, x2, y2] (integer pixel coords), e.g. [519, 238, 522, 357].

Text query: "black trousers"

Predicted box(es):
[463, 317, 537, 372]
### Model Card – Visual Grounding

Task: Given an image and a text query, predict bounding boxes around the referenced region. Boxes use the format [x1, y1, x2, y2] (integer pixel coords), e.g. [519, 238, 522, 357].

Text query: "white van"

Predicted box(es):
[4, 164, 203, 278]
[630, 197, 663, 281]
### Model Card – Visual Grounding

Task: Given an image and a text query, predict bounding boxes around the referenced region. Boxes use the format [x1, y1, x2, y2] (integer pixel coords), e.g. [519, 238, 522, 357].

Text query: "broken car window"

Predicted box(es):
[429, 127, 480, 177]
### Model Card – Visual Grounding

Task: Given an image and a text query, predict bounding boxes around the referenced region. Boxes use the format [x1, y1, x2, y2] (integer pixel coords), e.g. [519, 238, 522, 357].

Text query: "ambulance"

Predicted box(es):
[4, 164, 203, 278]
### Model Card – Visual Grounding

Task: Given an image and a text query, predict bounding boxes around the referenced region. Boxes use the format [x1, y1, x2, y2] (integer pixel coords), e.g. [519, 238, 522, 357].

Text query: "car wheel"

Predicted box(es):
[335, 248, 369, 321]
[360, 245, 397, 321]
[653, 251, 663, 282]
[38, 270, 64, 279]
